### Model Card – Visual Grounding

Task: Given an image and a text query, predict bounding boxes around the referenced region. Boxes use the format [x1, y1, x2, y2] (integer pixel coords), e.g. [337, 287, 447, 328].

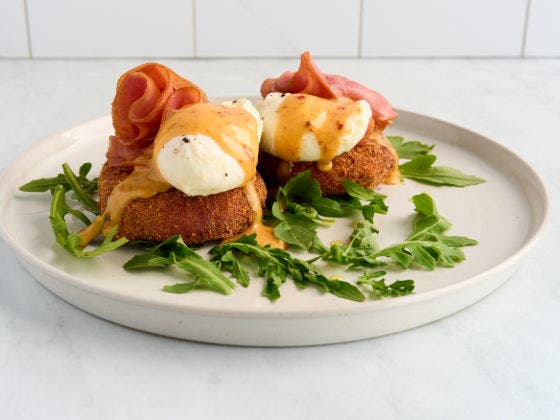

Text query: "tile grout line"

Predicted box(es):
[521, 0, 532, 57]
[358, 0, 364, 58]
[192, 0, 197, 58]
[22, 0, 33, 59]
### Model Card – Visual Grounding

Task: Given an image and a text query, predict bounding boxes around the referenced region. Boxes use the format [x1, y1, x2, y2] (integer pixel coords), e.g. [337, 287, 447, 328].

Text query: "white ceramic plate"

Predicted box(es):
[0, 108, 548, 346]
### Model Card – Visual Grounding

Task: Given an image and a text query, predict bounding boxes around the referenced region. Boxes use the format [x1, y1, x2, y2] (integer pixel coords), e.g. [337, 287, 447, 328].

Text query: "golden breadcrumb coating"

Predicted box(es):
[257, 128, 396, 196]
[98, 163, 267, 243]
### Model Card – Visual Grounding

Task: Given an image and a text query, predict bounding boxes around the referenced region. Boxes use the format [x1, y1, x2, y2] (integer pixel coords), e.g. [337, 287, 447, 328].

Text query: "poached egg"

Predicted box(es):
[153, 99, 261, 196]
[255, 92, 372, 171]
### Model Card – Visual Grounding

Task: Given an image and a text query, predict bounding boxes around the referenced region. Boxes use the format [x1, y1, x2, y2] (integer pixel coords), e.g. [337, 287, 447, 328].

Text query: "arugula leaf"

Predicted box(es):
[318, 221, 385, 270]
[215, 250, 250, 287]
[357, 271, 415, 299]
[277, 171, 338, 220]
[19, 173, 69, 193]
[163, 281, 202, 294]
[320, 193, 477, 271]
[341, 180, 383, 202]
[372, 193, 478, 269]
[271, 172, 331, 252]
[275, 171, 388, 221]
[399, 154, 485, 187]
[62, 162, 99, 214]
[20, 162, 99, 195]
[301, 179, 389, 226]
[409, 193, 478, 244]
[21, 162, 128, 258]
[271, 202, 327, 253]
[49, 185, 128, 257]
[211, 235, 289, 301]
[122, 252, 170, 269]
[388, 136, 434, 159]
[210, 234, 365, 302]
[388, 136, 485, 187]
[124, 235, 236, 295]
[344, 222, 380, 255]
[340, 179, 388, 222]
[270, 171, 389, 251]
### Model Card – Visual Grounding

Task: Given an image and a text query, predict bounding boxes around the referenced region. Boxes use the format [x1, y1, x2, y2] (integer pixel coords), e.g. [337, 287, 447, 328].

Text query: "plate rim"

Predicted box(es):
[0, 109, 550, 319]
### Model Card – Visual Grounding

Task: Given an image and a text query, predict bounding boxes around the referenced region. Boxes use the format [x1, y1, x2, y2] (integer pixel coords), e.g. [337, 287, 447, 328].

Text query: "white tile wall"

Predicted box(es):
[1, 0, 559, 58]
[0, 0, 29, 58]
[525, 0, 560, 56]
[195, 0, 360, 57]
[26, 0, 194, 58]
[362, 0, 527, 57]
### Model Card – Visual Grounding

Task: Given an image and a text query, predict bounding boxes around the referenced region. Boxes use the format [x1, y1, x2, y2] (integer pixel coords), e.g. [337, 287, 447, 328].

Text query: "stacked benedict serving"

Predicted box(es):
[256, 52, 400, 196]
[79, 55, 400, 248]
[81, 63, 271, 246]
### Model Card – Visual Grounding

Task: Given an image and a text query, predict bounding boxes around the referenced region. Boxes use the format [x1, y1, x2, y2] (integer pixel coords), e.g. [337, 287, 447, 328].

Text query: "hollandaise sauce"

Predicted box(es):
[153, 104, 260, 186]
[223, 183, 286, 249]
[77, 157, 171, 245]
[273, 94, 366, 171]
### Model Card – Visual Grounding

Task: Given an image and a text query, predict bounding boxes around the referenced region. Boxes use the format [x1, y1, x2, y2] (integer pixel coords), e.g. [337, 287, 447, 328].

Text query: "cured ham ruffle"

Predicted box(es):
[261, 51, 397, 130]
[107, 63, 207, 166]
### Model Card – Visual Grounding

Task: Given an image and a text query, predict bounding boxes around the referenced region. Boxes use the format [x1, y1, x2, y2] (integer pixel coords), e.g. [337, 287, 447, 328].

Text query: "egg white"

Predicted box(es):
[255, 92, 372, 162]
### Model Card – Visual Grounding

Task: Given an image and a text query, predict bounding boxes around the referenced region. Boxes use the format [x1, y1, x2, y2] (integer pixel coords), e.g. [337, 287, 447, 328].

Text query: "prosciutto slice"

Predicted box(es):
[107, 63, 207, 166]
[261, 52, 397, 130]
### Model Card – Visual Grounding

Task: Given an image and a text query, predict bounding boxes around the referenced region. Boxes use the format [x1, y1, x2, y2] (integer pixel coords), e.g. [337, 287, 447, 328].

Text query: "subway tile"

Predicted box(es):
[525, 0, 560, 56]
[27, 0, 194, 58]
[0, 0, 29, 58]
[195, 0, 360, 57]
[362, 0, 527, 57]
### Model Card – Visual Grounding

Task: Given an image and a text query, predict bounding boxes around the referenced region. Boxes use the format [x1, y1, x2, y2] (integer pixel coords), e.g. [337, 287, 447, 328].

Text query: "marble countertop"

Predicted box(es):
[0, 58, 558, 419]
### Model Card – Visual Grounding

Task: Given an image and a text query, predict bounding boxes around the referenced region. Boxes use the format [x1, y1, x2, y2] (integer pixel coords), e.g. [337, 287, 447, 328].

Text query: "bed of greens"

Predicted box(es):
[19, 137, 484, 303]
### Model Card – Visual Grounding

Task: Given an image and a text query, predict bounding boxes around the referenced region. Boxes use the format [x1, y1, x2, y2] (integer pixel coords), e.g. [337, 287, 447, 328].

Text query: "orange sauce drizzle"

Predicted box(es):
[373, 126, 402, 185]
[224, 183, 286, 249]
[274, 94, 364, 172]
[154, 104, 259, 185]
[77, 161, 171, 245]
